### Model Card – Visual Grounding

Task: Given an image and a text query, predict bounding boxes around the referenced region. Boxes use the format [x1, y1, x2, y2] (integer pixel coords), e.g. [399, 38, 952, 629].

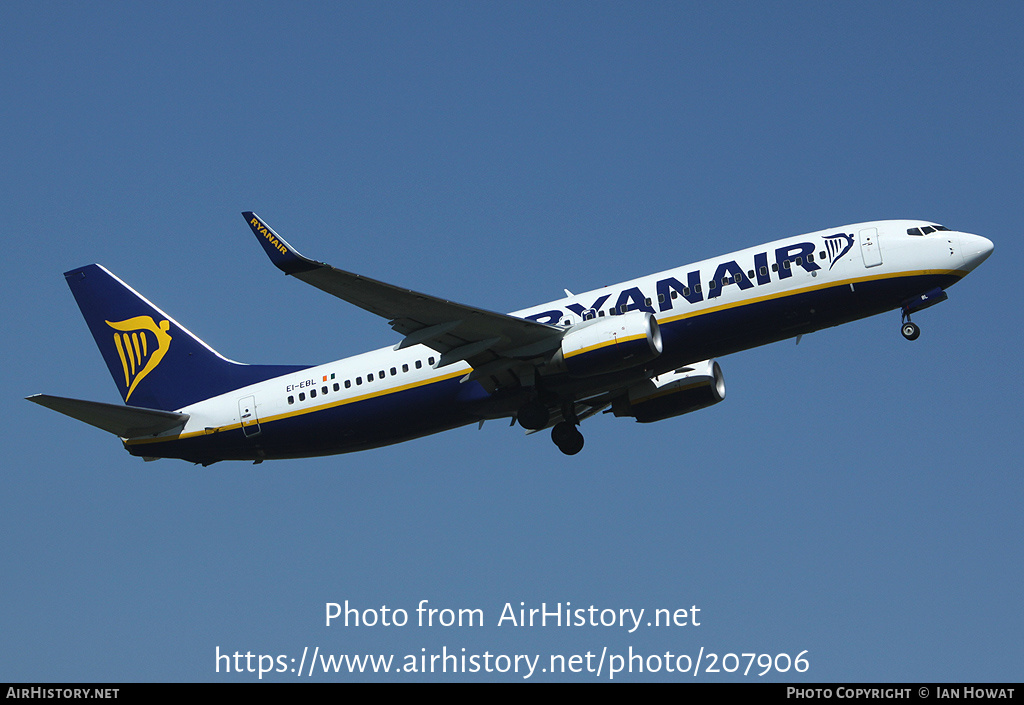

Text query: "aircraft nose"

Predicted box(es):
[959, 233, 994, 272]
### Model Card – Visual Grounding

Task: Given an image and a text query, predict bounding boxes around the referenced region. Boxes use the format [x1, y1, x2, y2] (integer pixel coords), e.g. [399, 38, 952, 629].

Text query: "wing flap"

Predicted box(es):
[27, 394, 190, 438]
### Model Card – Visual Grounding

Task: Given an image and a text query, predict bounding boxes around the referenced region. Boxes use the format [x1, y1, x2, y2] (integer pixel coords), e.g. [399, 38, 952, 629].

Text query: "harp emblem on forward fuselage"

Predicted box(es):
[822, 232, 855, 270]
[105, 316, 172, 402]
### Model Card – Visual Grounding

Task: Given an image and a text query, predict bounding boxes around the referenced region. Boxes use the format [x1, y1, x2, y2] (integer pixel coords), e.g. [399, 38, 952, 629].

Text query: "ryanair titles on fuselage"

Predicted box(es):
[523, 238, 836, 325]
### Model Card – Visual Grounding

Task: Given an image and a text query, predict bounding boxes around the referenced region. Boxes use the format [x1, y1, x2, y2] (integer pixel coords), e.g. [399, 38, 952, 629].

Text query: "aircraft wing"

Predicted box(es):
[243, 212, 563, 376]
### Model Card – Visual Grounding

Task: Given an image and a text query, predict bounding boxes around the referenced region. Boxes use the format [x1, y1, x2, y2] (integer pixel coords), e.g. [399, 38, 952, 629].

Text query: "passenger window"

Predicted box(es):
[299, 392, 305, 401]
[288, 395, 294, 405]
[345, 380, 351, 389]
[658, 294, 665, 303]
[322, 386, 328, 395]
[819, 252, 826, 259]
[747, 270, 754, 279]
[415, 360, 422, 369]
[772, 264, 779, 272]
[807, 254, 814, 263]
[760, 266, 768, 276]
[709, 280, 717, 290]
[795, 257, 802, 265]
[402, 364, 409, 373]
[333, 383, 340, 392]
[368, 373, 374, 382]
[310, 389, 317, 398]
[694, 284, 702, 294]
[428, 357, 435, 365]
[379, 370, 385, 378]
[356, 377, 362, 385]
[783, 260, 791, 269]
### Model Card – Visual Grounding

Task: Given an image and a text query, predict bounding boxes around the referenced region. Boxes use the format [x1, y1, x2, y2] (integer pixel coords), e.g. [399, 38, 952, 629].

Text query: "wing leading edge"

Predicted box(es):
[242, 212, 563, 381]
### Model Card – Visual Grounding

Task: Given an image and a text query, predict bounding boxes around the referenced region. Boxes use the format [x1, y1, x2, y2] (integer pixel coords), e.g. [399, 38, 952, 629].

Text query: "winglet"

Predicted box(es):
[242, 212, 320, 275]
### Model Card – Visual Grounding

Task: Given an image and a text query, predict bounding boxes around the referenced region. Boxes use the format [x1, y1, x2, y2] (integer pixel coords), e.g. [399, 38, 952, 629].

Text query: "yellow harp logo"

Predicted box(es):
[106, 316, 173, 402]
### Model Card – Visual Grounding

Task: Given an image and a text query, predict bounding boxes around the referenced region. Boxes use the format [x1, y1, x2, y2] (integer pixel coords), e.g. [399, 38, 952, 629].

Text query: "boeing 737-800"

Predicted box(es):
[28, 214, 993, 462]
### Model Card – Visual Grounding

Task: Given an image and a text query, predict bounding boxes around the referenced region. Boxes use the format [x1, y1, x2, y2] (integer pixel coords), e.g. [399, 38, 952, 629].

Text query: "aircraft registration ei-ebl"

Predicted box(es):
[28, 214, 993, 463]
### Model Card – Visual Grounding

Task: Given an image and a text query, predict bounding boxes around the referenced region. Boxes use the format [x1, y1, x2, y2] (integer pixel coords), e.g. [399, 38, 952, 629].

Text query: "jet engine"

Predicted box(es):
[552, 311, 663, 378]
[611, 359, 725, 423]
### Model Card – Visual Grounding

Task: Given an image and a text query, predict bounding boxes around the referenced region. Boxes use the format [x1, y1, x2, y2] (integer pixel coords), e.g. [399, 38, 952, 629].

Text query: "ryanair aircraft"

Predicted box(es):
[28, 214, 993, 463]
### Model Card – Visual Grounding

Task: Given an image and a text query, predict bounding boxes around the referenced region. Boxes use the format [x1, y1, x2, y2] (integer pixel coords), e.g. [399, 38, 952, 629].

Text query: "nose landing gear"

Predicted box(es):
[900, 287, 949, 341]
[901, 319, 921, 341]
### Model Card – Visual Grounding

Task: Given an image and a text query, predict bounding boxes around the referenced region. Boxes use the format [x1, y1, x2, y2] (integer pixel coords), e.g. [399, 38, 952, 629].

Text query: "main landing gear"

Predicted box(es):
[516, 398, 585, 455]
[551, 401, 585, 455]
[551, 421, 584, 456]
[516, 399, 549, 431]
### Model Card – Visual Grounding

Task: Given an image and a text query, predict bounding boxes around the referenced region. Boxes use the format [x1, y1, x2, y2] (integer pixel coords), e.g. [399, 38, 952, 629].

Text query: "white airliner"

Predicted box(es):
[28, 214, 993, 462]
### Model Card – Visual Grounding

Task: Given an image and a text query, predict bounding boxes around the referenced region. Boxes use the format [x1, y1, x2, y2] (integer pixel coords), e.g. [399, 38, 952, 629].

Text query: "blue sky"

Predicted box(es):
[2, 2, 1020, 682]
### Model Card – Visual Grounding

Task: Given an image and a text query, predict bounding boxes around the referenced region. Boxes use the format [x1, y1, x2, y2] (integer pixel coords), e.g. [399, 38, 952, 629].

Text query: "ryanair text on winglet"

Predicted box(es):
[252, 217, 288, 255]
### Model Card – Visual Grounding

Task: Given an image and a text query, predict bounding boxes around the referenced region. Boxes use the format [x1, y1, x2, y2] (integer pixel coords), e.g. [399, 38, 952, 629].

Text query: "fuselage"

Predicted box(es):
[123, 220, 992, 463]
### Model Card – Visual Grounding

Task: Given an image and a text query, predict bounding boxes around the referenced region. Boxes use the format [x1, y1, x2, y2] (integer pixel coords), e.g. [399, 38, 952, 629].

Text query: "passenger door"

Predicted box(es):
[859, 227, 882, 268]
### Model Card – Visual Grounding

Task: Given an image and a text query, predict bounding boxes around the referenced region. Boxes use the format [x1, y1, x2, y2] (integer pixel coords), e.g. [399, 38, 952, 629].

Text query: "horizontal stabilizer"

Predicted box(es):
[26, 394, 189, 438]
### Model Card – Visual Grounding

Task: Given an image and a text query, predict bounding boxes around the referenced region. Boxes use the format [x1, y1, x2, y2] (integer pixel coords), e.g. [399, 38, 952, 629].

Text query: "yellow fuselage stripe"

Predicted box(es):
[127, 267, 964, 446]
[125, 367, 469, 445]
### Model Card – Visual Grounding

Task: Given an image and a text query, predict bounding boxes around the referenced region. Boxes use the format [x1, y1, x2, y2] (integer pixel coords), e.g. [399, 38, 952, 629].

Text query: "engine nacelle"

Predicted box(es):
[553, 311, 663, 378]
[611, 359, 726, 423]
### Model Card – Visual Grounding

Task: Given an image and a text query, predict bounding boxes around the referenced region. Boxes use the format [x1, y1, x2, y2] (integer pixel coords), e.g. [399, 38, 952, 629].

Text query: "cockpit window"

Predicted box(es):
[907, 224, 951, 236]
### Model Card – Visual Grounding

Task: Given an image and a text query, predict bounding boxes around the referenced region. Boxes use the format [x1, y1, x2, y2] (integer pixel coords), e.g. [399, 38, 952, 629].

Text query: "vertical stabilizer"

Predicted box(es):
[64, 264, 307, 410]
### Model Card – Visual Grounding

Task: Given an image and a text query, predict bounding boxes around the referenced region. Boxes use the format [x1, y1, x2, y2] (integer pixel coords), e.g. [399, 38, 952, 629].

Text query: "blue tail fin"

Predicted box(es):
[64, 264, 309, 411]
